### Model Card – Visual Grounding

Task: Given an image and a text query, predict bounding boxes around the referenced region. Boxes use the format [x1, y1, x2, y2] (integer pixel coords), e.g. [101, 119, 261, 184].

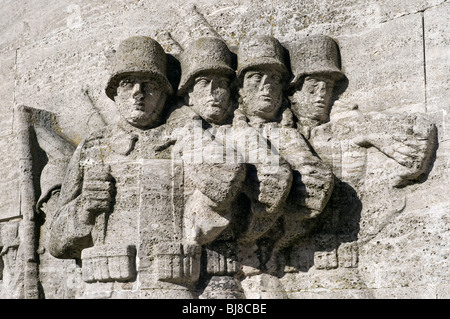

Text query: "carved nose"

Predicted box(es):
[209, 82, 223, 100]
[316, 82, 327, 97]
[207, 82, 215, 93]
[132, 82, 143, 95]
[261, 84, 273, 95]
[259, 75, 274, 93]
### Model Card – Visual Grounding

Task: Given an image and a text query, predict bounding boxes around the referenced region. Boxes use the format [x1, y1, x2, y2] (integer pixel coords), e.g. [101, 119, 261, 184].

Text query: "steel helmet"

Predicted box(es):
[105, 36, 173, 100]
[177, 37, 235, 96]
[288, 35, 344, 88]
[236, 35, 289, 81]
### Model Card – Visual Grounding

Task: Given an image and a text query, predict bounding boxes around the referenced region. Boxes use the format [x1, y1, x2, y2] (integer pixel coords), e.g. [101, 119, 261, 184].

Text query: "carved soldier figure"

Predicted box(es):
[172, 36, 245, 298]
[176, 37, 236, 126]
[234, 35, 334, 297]
[48, 36, 245, 299]
[287, 35, 344, 140]
[285, 35, 436, 271]
[288, 35, 436, 190]
[234, 36, 293, 247]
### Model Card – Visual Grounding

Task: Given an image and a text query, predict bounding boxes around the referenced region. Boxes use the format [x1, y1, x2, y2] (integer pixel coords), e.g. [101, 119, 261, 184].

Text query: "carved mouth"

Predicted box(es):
[314, 101, 326, 108]
[260, 95, 272, 102]
[206, 101, 222, 108]
[134, 101, 145, 109]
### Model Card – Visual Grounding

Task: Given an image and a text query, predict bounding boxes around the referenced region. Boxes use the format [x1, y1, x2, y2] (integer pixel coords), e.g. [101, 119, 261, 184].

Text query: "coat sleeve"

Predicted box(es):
[47, 140, 93, 260]
[279, 128, 334, 217]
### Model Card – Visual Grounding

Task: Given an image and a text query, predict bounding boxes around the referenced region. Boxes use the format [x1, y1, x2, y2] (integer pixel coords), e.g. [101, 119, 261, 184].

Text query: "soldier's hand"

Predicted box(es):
[255, 162, 292, 214]
[82, 164, 114, 219]
[352, 113, 436, 186]
[186, 162, 246, 211]
[354, 129, 435, 170]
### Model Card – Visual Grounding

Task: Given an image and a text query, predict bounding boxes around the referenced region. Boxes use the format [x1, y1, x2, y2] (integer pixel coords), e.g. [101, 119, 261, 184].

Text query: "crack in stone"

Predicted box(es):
[422, 12, 428, 113]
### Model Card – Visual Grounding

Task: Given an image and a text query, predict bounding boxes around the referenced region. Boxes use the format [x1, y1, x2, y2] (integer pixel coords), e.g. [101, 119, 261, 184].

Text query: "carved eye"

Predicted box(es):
[143, 81, 157, 93]
[195, 78, 211, 88]
[325, 80, 335, 89]
[119, 79, 133, 88]
[303, 83, 314, 94]
[218, 79, 229, 88]
[303, 79, 317, 94]
[272, 74, 281, 83]
[246, 72, 263, 83]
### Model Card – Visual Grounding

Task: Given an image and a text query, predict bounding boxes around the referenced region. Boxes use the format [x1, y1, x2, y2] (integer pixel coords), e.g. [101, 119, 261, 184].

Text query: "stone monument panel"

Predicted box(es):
[0, 0, 447, 300]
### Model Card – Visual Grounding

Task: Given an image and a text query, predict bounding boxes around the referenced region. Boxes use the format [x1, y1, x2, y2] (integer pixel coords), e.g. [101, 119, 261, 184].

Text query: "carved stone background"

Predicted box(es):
[0, 0, 449, 299]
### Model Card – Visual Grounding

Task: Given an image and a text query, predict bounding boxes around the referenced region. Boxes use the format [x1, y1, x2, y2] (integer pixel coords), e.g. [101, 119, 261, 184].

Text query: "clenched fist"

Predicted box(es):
[82, 164, 115, 220]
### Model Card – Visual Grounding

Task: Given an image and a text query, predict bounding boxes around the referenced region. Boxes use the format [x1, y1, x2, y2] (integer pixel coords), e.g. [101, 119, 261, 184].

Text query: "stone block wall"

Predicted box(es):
[0, 0, 449, 299]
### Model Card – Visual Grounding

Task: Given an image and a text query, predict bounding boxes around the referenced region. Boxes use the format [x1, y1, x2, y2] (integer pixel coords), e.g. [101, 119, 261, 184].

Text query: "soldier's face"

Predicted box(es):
[115, 75, 167, 128]
[291, 75, 335, 122]
[240, 69, 283, 121]
[188, 73, 231, 125]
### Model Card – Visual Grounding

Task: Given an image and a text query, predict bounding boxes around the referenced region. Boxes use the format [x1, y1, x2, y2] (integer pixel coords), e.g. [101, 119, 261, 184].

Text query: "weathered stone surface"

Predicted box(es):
[0, 0, 449, 300]
[0, 135, 20, 221]
[0, 50, 15, 138]
[337, 13, 426, 113]
[0, 51, 16, 220]
[15, 33, 119, 144]
[424, 2, 450, 115]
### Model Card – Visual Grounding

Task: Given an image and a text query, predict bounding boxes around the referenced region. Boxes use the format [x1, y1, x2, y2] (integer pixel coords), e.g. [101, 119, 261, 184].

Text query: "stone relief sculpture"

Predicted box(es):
[47, 36, 245, 299]
[3, 20, 437, 299]
[0, 222, 23, 299]
[0, 105, 76, 299]
[288, 35, 436, 189]
[280, 35, 437, 273]
[230, 35, 335, 298]
[170, 36, 246, 299]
